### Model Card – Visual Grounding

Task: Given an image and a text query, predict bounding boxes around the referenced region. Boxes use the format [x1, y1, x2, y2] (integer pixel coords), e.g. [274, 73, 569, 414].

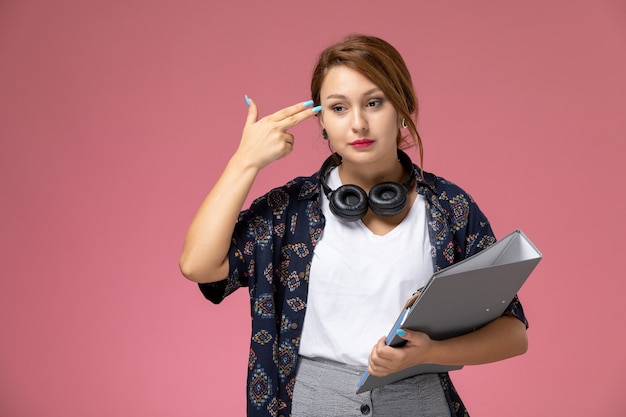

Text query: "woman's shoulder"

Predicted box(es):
[420, 168, 493, 251]
[247, 171, 322, 213]
[420, 168, 475, 201]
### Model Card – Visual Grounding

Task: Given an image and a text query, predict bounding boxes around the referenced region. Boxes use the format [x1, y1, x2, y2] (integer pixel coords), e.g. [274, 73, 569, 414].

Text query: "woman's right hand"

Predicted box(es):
[180, 97, 320, 283]
[234, 97, 321, 170]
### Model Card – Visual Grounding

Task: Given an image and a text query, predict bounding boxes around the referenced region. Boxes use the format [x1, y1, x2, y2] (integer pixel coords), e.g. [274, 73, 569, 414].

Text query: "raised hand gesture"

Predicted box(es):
[235, 96, 321, 170]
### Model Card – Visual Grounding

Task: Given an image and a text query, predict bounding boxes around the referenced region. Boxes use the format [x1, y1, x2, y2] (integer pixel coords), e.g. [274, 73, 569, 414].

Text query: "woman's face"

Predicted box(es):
[319, 65, 400, 166]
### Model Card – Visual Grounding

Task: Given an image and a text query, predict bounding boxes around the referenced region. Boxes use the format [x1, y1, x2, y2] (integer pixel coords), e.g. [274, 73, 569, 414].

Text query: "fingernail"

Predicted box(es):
[396, 329, 406, 337]
[303, 100, 314, 107]
[312, 105, 322, 114]
[244, 95, 251, 106]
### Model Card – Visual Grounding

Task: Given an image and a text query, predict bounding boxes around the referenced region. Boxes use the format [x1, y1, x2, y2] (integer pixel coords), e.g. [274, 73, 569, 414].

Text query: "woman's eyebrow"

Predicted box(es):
[325, 88, 382, 100]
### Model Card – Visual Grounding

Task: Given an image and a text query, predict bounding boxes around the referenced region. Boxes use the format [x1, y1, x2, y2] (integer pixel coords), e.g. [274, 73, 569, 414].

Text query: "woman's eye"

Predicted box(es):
[367, 99, 382, 108]
[331, 105, 346, 113]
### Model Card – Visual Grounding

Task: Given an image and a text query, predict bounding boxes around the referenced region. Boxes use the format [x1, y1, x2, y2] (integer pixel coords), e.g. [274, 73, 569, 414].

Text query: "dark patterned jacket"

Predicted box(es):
[199, 164, 528, 417]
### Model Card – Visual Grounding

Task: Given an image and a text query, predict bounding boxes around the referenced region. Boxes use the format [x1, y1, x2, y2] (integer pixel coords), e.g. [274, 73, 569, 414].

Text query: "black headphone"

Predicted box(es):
[319, 150, 416, 222]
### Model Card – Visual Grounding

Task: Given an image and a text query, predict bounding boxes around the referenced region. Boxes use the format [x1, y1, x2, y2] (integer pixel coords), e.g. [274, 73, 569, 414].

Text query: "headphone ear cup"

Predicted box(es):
[329, 185, 369, 221]
[368, 182, 407, 216]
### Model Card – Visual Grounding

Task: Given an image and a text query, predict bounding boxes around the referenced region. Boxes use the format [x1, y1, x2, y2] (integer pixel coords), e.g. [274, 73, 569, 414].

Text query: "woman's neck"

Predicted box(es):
[337, 155, 405, 192]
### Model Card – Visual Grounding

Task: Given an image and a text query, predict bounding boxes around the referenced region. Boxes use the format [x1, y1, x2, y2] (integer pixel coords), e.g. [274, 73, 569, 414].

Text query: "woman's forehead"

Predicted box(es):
[320, 66, 381, 100]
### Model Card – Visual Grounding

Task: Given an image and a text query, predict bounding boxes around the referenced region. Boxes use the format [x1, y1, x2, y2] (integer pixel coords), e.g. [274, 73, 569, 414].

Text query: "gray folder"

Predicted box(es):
[356, 229, 542, 393]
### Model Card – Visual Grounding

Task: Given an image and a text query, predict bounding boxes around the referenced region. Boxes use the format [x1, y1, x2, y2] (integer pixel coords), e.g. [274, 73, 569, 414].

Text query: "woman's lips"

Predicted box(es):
[351, 139, 374, 148]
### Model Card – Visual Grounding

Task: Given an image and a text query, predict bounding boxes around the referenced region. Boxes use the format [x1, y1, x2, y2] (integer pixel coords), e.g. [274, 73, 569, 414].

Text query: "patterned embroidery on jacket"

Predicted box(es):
[268, 188, 289, 217]
[251, 217, 271, 246]
[249, 366, 272, 407]
[278, 341, 296, 378]
[254, 294, 275, 318]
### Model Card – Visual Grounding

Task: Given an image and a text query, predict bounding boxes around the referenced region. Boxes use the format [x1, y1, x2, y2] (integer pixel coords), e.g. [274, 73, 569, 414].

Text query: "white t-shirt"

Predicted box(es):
[299, 167, 434, 367]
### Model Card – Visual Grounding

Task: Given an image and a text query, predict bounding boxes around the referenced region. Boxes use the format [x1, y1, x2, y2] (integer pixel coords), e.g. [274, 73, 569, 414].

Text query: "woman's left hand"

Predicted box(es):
[367, 330, 436, 377]
[366, 315, 528, 377]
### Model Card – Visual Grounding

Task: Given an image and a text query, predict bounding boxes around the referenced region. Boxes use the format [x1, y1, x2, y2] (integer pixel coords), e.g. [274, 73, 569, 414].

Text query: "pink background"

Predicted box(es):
[1, 0, 625, 416]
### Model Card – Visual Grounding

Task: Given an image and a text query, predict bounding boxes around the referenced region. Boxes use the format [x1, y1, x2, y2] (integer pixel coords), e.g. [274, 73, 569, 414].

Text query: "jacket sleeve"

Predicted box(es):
[198, 195, 272, 304]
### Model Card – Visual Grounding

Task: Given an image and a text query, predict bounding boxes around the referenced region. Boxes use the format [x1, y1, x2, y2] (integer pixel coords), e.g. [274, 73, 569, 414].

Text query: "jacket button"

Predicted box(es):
[290, 323, 298, 329]
[360, 404, 371, 414]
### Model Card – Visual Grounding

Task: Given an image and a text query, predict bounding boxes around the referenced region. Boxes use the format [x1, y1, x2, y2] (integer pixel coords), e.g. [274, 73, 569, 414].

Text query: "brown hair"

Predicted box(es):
[310, 34, 424, 169]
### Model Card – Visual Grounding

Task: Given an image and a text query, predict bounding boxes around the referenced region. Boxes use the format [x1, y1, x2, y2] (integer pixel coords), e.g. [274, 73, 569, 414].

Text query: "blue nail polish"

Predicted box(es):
[312, 105, 322, 114]
[245, 95, 251, 106]
[396, 329, 406, 337]
[303, 100, 314, 107]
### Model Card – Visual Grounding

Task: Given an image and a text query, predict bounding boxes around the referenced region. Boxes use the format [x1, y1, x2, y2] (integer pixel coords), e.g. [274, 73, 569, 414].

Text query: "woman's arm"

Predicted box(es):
[367, 314, 528, 377]
[179, 98, 320, 283]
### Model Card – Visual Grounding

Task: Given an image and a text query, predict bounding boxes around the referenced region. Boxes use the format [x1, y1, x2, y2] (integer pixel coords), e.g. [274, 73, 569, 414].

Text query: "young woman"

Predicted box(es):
[180, 35, 528, 417]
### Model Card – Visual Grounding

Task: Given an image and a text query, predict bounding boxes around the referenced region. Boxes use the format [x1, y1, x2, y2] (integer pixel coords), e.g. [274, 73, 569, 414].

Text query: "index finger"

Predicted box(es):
[272, 101, 322, 128]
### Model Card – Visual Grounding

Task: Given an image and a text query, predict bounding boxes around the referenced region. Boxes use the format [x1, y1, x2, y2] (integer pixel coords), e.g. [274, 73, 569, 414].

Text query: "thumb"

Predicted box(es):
[396, 328, 409, 341]
[244, 95, 258, 126]
[396, 328, 428, 346]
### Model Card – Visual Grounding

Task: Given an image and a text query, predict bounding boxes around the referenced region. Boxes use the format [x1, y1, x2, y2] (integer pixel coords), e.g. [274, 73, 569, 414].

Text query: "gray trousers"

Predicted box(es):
[292, 356, 451, 417]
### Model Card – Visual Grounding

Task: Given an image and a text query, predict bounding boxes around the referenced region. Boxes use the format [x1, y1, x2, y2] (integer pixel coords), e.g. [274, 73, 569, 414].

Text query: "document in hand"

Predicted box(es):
[356, 229, 542, 394]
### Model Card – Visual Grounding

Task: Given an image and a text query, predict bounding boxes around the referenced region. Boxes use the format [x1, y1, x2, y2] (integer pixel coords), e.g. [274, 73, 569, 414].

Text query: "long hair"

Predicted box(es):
[310, 34, 424, 169]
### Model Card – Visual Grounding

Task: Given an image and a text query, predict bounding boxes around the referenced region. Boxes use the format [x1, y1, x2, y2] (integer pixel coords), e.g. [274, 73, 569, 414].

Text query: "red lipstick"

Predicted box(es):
[351, 139, 374, 148]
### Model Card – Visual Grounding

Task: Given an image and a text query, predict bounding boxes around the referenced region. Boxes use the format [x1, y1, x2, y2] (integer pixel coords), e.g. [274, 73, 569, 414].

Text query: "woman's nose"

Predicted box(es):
[351, 109, 368, 133]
